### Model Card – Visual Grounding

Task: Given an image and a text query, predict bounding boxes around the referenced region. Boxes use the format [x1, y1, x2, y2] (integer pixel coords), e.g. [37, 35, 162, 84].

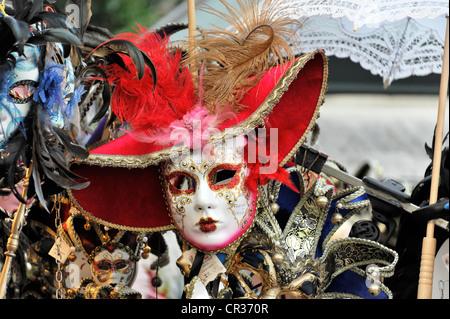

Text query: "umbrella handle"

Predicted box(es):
[417, 16, 449, 299]
[187, 0, 196, 54]
[418, 236, 437, 299]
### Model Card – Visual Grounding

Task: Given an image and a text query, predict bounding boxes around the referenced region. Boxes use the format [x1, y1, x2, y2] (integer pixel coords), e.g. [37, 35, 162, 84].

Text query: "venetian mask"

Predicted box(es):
[0, 45, 40, 145]
[0, 43, 77, 147]
[228, 244, 323, 299]
[90, 243, 137, 287]
[162, 135, 257, 251]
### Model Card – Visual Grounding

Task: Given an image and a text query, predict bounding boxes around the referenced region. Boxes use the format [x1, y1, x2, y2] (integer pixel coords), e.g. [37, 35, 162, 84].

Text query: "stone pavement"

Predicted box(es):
[310, 93, 449, 193]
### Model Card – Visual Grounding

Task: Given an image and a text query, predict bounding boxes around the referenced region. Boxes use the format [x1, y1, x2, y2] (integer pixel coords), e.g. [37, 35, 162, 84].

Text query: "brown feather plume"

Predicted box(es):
[184, 0, 301, 112]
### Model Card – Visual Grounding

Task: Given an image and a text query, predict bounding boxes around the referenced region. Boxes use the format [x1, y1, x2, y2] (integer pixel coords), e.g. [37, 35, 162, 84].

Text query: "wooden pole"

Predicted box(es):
[417, 16, 449, 299]
[187, 0, 196, 54]
[0, 164, 33, 299]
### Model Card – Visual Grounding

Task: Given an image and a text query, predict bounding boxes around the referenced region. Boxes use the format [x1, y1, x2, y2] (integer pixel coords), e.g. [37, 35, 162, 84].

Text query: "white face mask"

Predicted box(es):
[0, 45, 40, 145]
[0, 43, 77, 147]
[90, 247, 137, 287]
[162, 136, 257, 251]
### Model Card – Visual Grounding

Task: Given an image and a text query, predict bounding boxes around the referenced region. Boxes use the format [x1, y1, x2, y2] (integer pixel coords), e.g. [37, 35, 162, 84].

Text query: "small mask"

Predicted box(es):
[162, 135, 257, 251]
[90, 243, 137, 287]
[228, 245, 323, 299]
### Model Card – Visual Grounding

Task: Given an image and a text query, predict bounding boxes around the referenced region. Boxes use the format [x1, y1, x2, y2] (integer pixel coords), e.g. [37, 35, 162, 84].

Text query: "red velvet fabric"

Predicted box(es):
[266, 54, 324, 163]
[70, 164, 171, 230]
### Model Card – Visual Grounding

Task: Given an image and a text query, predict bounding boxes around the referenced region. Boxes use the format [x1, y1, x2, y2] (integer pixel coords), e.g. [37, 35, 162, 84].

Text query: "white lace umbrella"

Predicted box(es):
[283, 0, 448, 30]
[292, 14, 446, 87]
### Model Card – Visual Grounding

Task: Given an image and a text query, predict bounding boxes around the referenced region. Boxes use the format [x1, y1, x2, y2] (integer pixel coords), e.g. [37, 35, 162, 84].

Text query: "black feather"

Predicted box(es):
[11, 0, 26, 20]
[27, 27, 83, 46]
[6, 107, 89, 205]
[3, 127, 29, 203]
[33, 11, 71, 29]
[32, 149, 49, 212]
[103, 52, 130, 73]
[87, 39, 150, 81]
[53, 127, 89, 159]
[3, 15, 30, 50]
[82, 24, 114, 50]
[140, 50, 157, 91]
[154, 23, 189, 39]
[26, 0, 44, 22]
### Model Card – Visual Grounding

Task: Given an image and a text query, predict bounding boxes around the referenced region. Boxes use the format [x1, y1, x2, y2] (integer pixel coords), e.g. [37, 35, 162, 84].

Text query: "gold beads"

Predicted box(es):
[331, 212, 343, 224]
[316, 196, 329, 209]
[68, 253, 77, 262]
[141, 245, 151, 259]
[270, 202, 280, 214]
[271, 253, 284, 265]
[101, 226, 110, 243]
[366, 264, 381, 297]
[331, 202, 344, 224]
[101, 233, 110, 243]
[368, 282, 381, 296]
[141, 237, 151, 259]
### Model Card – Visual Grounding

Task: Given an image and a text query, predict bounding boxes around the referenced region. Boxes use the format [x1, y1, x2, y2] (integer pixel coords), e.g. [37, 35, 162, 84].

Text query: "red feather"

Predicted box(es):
[104, 25, 196, 133]
[244, 158, 299, 195]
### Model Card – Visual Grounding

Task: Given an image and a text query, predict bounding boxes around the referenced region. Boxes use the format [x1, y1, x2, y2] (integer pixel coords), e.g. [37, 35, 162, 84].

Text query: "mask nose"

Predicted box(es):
[194, 199, 216, 213]
[193, 182, 216, 213]
[194, 203, 214, 213]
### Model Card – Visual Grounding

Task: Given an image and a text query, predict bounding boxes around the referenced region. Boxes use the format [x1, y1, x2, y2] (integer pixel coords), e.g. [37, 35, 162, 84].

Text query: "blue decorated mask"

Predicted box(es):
[0, 43, 82, 148]
[0, 45, 40, 145]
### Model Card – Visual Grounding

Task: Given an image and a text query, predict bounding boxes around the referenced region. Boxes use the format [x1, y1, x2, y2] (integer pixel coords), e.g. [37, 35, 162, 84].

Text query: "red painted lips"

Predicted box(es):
[197, 217, 218, 233]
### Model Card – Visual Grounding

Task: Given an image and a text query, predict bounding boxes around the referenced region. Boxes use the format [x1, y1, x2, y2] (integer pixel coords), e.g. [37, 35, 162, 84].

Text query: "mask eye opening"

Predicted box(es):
[94, 260, 113, 272]
[114, 260, 132, 272]
[211, 169, 237, 185]
[166, 171, 196, 195]
[209, 164, 242, 190]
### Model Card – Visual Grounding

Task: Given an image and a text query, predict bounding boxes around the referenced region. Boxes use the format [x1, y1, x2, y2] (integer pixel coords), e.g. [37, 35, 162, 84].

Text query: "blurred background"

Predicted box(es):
[87, 0, 448, 193]
[88, 0, 183, 34]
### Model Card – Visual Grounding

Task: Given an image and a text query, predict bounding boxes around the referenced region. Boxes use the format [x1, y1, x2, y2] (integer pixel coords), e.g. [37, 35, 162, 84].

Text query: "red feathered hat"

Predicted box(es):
[68, 20, 328, 232]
